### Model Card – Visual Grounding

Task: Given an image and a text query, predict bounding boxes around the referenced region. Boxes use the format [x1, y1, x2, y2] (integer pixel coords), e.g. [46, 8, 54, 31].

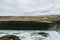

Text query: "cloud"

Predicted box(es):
[0, 0, 60, 16]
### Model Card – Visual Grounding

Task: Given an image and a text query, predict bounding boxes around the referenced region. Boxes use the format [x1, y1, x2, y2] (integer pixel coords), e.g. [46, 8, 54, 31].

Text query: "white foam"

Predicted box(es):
[0, 30, 60, 40]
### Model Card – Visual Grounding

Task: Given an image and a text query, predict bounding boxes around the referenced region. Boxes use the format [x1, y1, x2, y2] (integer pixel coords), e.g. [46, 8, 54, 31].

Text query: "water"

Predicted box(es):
[0, 30, 60, 40]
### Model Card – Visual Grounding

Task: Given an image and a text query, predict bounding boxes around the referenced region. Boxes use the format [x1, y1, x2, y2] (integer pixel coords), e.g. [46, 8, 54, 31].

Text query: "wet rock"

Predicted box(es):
[38, 32, 50, 37]
[0, 35, 20, 40]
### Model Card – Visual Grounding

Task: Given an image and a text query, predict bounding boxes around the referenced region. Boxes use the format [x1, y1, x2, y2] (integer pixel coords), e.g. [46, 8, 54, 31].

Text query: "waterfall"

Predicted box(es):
[0, 30, 60, 40]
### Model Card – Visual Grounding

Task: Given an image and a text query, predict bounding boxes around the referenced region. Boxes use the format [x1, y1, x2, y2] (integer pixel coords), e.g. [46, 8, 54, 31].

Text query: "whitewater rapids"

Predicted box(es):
[0, 30, 60, 40]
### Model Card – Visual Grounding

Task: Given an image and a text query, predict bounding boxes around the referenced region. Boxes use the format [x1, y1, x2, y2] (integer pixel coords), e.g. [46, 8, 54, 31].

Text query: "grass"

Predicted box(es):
[0, 15, 60, 23]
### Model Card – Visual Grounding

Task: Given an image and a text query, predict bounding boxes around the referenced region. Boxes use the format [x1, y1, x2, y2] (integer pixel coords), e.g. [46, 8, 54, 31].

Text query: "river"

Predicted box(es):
[0, 30, 60, 40]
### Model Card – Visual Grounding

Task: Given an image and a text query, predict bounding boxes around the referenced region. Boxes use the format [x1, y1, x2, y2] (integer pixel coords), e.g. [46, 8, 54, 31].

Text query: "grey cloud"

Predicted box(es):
[0, 0, 60, 16]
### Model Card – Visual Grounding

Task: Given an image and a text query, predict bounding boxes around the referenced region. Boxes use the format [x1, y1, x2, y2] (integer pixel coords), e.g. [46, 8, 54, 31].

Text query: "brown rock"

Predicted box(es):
[0, 35, 20, 40]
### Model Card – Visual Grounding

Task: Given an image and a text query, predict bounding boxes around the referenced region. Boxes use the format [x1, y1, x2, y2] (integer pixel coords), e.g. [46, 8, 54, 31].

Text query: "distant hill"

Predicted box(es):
[0, 15, 60, 23]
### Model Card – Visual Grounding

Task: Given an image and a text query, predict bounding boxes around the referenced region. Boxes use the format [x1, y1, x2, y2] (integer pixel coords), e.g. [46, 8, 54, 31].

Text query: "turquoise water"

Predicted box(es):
[0, 30, 60, 40]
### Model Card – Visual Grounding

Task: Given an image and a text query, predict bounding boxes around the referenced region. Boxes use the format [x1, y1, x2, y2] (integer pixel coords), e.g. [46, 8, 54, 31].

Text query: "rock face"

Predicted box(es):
[0, 16, 59, 30]
[0, 21, 59, 30]
[48, 22, 60, 31]
[0, 21, 51, 30]
[0, 35, 20, 40]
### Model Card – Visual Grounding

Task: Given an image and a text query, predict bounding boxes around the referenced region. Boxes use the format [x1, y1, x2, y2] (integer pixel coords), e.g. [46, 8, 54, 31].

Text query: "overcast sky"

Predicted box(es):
[0, 0, 60, 16]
